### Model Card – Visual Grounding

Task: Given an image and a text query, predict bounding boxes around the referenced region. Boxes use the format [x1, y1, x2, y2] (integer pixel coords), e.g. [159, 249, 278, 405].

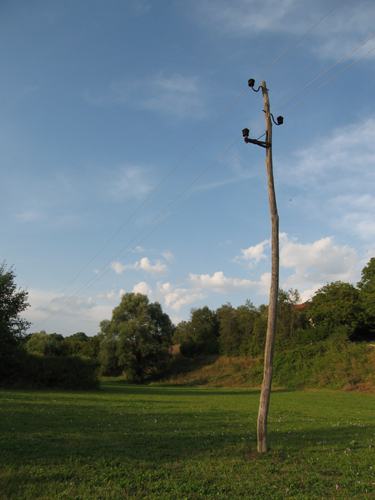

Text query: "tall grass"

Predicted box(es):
[163, 339, 375, 391]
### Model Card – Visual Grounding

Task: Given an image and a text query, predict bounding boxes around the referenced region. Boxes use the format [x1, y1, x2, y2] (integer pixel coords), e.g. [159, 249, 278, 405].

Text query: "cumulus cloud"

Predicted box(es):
[234, 239, 269, 268]
[279, 233, 361, 293]
[24, 289, 113, 336]
[157, 282, 207, 312]
[112, 257, 168, 276]
[106, 289, 125, 301]
[132, 281, 153, 296]
[189, 271, 256, 293]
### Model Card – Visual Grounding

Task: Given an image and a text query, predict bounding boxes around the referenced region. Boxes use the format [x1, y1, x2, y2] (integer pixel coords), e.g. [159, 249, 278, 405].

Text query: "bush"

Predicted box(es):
[0, 350, 99, 390]
[180, 339, 219, 358]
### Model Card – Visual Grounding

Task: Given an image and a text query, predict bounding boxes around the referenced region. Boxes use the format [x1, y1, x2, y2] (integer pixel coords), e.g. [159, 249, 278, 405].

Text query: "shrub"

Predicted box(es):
[0, 350, 99, 390]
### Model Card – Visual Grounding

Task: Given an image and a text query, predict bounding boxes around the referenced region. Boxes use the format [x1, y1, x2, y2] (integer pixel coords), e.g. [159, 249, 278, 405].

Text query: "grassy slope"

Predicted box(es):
[1, 382, 375, 499]
[162, 342, 375, 392]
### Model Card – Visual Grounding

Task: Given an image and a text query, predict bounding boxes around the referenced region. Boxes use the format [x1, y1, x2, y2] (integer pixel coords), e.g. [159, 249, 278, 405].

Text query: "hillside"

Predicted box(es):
[160, 341, 375, 392]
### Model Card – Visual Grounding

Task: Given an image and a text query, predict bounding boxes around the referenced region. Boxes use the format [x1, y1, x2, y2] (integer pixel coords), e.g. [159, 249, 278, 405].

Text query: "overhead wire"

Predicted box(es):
[35, 0, 348, 325]
[255, 0, 345, 80]
[272, 33, 375, 114]
[281, 45, 375, 116]
[33, 136, 244, 326]
[34, 141, 249, 325]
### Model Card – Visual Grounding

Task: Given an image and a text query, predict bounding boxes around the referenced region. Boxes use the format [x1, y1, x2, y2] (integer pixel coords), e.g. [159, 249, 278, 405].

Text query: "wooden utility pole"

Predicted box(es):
[257, 81, 279, 453]
[243, 79, 280, 453]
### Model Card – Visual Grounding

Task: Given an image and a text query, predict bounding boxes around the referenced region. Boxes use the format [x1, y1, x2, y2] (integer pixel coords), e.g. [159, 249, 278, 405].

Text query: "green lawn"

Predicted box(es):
[1, 382, 374, 499]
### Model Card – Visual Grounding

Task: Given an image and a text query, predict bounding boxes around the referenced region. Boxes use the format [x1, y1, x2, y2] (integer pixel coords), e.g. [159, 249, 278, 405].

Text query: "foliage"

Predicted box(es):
[0, 262, 30, 354]
[188, 306, 219, 344]
[307, 281, 364, 338]
[172, 320, 192, 344]
[358, 257, 375, 333]
[65, 331, 89, 342]
[25, 330, 62, 356]
[179, 338, 219, 358]
[0, 350, 99, 389]
[99, 293, 173, 382]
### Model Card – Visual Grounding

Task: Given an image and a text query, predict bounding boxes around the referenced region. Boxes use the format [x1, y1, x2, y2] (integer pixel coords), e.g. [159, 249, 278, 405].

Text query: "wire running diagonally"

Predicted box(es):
[255, 0, 345, 80]
[36, 1, 347, 325]
[34, 143, 249, 325]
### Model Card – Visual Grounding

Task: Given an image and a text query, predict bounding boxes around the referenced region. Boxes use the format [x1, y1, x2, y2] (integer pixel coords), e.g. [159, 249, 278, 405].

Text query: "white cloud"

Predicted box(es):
[189, 271, 256, 293]
[192, 0, 297, 35]
[234, 239, 269, 268]
[84, 72, 208, 119]
[257, 272, 271, 296]
[15, 209, 45, 223]
[106, 289, 125, 301]
[157, 282, 207, 312]
[24, 289, 113, 336]
[112, 257, 168, 276]
[131, 0, 151, 16]
[190, 1, 375, 62]
[162, 251, 175, 262]
[107, 165, 154, 201]
[132, 281, 153, 296]
[279, 234, 360, 290]
[280, 117, 375, 244]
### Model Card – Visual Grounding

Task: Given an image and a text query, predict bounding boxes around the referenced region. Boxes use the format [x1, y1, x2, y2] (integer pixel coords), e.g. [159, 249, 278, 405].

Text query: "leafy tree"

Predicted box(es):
[189, 306, 219, 343]
[236, 300, 260, 354]
[307, 281, 364, 338]
[25, 330, 61, 356]
[248, 315, 268, 357]
[358, 257, 375, 334]
[216, 303, 241, 356]
[99, 293, 173, 382]
[66, 332, 89, 342]
[0, 262, 30, 354]
[276, 288, 307, 347]
[172, 320, 192, 344]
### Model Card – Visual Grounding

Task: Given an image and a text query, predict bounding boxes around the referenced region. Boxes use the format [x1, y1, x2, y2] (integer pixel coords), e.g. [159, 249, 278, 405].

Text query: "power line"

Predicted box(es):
[272, 33, 375, 114]
[33, 136, 243, 327]
[39, 0, 344, 315]
[281, 45, 375, 116]
[36, 37, 375, 326]
[35, 0, 348, 325]
[34, 142, 249, 326]
[36, 90, 248, 317]
[255, 0, 345, 80]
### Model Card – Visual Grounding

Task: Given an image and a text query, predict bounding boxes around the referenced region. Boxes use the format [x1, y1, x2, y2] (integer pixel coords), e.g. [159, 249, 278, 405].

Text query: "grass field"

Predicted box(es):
[1, 382, 374, 499]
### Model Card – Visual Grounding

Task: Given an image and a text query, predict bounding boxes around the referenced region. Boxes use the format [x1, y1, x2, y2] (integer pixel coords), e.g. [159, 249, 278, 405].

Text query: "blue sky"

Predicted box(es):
[1, 0, 375, 337]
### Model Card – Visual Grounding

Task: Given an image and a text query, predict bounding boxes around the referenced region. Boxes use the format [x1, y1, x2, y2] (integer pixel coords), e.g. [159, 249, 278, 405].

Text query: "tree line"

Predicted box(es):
[1, 258, 375, 387]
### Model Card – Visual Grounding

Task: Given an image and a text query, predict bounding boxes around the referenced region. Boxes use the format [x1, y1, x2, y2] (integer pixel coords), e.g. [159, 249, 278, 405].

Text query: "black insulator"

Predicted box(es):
[242, 128, 250, 138]
[276, 116, 284, 125]
[248, 78, 255, 88]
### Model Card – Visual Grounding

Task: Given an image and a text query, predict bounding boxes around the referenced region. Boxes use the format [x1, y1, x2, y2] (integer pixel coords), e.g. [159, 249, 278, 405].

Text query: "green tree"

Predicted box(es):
[216, 303, 241, 356]
[66, 332, 89, 342]
[99, 293, 173, 382]
[25, 330, 61, 356]
[172, 320, 192, 344]
[358, 257, 375, 335]
[308, 281, 364, 337]
[189, 306, 219, 343]
[0, 262, 30, 354]
[236, 300, 259, 354]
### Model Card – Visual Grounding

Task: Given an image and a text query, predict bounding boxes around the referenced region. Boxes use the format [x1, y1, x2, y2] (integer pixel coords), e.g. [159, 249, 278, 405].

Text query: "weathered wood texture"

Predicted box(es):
[257, 81, 279, 453]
